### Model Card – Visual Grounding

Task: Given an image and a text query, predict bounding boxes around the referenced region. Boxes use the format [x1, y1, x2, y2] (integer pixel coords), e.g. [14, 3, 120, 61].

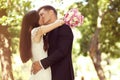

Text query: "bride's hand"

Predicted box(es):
[56, 19, 65, 25]
[31, 61, 42, 74]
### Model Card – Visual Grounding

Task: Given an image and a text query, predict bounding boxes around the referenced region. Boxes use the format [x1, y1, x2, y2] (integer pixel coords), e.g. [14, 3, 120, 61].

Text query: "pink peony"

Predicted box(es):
[64, 8, 84, 27]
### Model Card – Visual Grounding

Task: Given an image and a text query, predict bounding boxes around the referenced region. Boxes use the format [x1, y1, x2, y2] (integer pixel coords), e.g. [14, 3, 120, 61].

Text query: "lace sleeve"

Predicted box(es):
[31, 27, 42, 43]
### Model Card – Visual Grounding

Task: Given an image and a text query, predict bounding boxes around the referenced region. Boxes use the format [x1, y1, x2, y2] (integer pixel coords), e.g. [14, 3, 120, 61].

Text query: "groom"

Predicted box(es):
[32, 5, 74, 80]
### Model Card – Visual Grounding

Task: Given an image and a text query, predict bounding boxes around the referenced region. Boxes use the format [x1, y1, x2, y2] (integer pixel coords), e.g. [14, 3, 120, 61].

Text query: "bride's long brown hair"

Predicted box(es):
[19, 10, 39, 63]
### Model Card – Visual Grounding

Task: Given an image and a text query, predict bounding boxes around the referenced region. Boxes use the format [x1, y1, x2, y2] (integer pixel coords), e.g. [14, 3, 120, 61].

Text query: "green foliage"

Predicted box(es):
[97, 0, 110, 11]
[99, 0, 120, 57]
[0, 0, 8, 9]
[72, 1, 98, 56]
[68, 0, 120, 58]
[0, 0, 32, 53]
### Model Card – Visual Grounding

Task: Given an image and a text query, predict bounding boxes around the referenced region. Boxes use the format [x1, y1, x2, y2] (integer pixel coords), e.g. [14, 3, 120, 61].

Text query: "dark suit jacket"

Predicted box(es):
[41, 24, 74, 80]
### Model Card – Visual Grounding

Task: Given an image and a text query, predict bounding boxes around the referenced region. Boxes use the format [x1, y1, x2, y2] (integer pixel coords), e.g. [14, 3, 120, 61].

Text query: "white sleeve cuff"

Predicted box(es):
[39, 60, 44, 69]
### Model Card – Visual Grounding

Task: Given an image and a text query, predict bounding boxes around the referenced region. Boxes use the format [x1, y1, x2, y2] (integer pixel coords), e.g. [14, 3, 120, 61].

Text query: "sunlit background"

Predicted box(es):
[0, 0, 120, 80]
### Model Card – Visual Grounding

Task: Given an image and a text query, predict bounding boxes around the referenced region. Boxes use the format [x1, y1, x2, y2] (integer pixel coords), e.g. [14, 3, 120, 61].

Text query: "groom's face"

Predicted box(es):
[39, 9, 51, 25]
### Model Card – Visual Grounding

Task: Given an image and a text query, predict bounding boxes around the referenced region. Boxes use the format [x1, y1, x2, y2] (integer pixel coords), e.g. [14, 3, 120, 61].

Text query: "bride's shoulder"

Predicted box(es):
[31, 27, 39, 34]
[31, 27, 43, 43]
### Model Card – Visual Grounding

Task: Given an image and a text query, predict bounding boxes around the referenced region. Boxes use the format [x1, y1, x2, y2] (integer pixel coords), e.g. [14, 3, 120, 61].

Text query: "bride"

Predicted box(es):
[19, 10, 64, 80]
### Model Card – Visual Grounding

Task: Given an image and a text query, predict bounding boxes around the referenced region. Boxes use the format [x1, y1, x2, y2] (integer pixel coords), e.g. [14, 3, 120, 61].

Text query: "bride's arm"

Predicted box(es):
[38, 19, 64, 35]
[33, 19, 64, 42]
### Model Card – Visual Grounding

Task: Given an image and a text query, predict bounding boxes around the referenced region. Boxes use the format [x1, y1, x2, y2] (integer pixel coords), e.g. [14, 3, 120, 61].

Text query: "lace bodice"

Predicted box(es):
[31, 28, 47, 62]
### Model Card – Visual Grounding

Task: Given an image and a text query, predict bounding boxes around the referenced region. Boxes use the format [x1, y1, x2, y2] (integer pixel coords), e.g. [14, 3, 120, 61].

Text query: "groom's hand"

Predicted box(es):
[32, 61, 42, 74]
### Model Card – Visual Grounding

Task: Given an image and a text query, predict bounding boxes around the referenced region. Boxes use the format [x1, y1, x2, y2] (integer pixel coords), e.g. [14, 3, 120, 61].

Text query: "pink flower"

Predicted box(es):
[64, 8, 84, 27]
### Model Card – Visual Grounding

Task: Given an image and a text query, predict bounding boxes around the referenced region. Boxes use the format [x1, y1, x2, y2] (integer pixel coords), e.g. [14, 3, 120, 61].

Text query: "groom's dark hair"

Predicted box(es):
[38, 5, 57, 16]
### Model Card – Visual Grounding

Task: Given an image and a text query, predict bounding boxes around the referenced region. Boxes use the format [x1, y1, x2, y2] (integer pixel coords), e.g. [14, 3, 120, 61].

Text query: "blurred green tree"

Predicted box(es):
[0, 0, 120, 80]
[68, 0, 120, 80]
[0, 0, 31, 80]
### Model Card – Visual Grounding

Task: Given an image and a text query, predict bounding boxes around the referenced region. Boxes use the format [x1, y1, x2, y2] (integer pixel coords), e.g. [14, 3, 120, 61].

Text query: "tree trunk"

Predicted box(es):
[0, 27, 14, 80]
[89, 28, 106, 80]
[89, 9, 106, 80]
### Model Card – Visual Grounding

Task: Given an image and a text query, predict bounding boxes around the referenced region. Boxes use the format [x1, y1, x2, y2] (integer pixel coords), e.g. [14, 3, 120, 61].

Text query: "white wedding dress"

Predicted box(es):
[29, 28, 51, 80]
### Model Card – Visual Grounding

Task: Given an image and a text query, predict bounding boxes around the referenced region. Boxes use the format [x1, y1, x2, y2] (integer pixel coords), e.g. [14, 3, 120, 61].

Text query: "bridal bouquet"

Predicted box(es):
[64, 8, 84, 27]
